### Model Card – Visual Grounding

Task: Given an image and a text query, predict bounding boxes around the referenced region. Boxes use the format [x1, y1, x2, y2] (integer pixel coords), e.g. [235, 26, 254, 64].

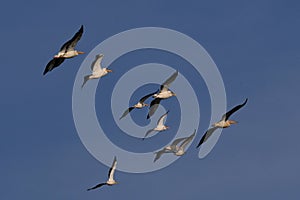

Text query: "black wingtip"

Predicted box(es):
[147, 114, 150, 119]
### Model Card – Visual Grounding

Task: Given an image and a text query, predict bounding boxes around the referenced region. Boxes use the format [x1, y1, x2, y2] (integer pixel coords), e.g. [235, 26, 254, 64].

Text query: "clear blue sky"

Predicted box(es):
[1, 0, 300, 199]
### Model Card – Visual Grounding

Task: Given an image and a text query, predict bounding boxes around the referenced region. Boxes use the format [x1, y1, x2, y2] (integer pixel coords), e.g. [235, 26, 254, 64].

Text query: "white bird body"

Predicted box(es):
[82, 54, 112, 88]
[143, 111, 169, 140]
[153, 90, 175, 99]
[54, 50, 84, 58]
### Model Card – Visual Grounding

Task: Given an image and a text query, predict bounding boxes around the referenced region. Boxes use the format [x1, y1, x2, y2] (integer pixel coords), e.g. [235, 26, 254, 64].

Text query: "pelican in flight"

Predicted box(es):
[81, 54, 112, 88]
[43, 25, 84, 75]
[154, 129, 196, 162]
[87, 156, 118, 191]
[119, 92, 156, 120]
[196, 98, 248, 148]
[143, 111, 169, 140]
[147, 71, 178, 119]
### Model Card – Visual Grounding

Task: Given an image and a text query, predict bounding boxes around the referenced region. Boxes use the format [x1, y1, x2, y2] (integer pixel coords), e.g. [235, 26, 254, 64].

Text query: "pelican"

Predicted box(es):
[196, 98, 248, 148]
[43, 25, 84, 75]
[87, 156, 118, 191]
[175, 130, 196, 156]
[147, 70, 178, 119]
[81, 54, 112, 88]
[154, 137, 187, 162]
[143, 111, 169, 140]
[119, 92, 156, 120]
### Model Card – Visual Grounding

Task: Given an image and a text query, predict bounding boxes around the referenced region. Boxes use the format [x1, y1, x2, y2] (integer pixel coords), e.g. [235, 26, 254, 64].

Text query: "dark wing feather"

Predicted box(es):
[60, 25, 84, 52]
[108, 156, 117, 179]
[87, 183, 107, 191]
[196, 127, 218, 148]
[43, 57, 65, 75]
[119, 107, 135, 120]
[222, 98, 248, 121]
[147, 98, 162, 119]
[143, 129, 155, 140]
[139, 91, 156, 103]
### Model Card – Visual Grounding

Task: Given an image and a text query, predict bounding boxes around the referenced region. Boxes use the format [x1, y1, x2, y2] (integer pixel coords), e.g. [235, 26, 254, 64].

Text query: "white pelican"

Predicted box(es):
[175, 130, 196, 156]
[143, 111, 169, 140]
[87, 156, 118, 191]
[154, 137, 187, 162]
[119, 91, 156, 120]
[153, 129, 196, 162]
[81, 54, 112, 88]
[196, 98, 248, 148]
[43, 25, 84, 75]
[147, 70, 178, 119]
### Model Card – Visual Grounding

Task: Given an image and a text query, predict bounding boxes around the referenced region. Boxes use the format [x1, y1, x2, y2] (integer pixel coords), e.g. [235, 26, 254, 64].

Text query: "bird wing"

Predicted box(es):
[157, 110, 169, 126]
[87, 183, 107, 191]
[147, 98, 162, 119]
[222, 98, 248, 121]
[119, 107, 135, 120]
[154, 149, 169, 162]
[160, 70, 178, 92]
[43, 57, 65, 75]
[143, 129, 155, 140]
[81, 75, 91, 88]
[108, 156, 117, 182]
[59, 25, 83, 52]
[196, 127, 218, 148]
[139, 91, 156, 104]
[180, 129, 196, 149]
[170, 137, 188, 147]
[91, 54, 104, 72]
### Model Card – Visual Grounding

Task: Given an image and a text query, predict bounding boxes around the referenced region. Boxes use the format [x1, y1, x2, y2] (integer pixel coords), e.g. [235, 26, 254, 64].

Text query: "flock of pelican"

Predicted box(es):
[43, 25, 248, 191]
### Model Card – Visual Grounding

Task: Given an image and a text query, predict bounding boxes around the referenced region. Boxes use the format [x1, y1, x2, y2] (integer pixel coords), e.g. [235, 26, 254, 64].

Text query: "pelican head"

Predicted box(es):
[106, 68, 113, 73]
[171, 91, 176, 96]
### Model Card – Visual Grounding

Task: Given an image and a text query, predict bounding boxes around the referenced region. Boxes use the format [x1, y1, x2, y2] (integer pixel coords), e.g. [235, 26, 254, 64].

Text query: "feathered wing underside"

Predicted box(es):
[222, 98, 248, 121]
[119, 107, 135, 120]
[87, 183, 107, 191]
[139, 91, 156, 103]
[157, 110, 169, 126]
[180, 129, 196, 149]
[147, 98, 162, 119]
[59, 25, 83, 53]
[108, 156, 117, 182]
[154, 149, 169, 162]
[160, 70, 178, 92]
[43, 57, 65, 75]
[91, 54, 104, 72]
[170, 137, 188, 147]
[196, 127, 218, 148]
[143, 129, 155, 140]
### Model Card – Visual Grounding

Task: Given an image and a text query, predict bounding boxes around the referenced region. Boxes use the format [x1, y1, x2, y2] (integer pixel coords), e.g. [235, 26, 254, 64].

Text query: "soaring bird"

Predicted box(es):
[143, 111, 169, 140]
[147, 71, 178, 119]
[175, 129, 196, 156]
[87, 156, 118, 191]
[119, 92, 156, 120]
[196, 98, 248, 148]
[43, 25, 84, 75]
[81, 54, 112, 88]
[154, 129, 196, 162]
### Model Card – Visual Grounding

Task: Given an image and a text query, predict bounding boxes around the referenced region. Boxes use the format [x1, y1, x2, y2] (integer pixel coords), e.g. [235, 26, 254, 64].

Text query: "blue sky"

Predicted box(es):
[1, 0, 300, 199]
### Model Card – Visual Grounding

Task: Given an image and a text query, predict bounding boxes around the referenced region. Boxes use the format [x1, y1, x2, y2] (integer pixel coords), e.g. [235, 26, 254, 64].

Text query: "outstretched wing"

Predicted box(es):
[81, 75, 91, 88]
[87, 183, 107, 191]
[108, 156, 117, 182]
[196, 127, 218, 148]
[154, 149, 169, 162]
[157, 110, 169, 126]
[43, 57, 65, 75]
[139, 91, 156, 104]
[119, 107, 135, 120]
[222, 98, 248, 121]
[147, 98, 162, 119]
[160, 70, 178, 92]
[180, 129, 196, 149]
[59, 25, 83, 52]
[91, 54, 104, 72]
[143, 129, 155, 140]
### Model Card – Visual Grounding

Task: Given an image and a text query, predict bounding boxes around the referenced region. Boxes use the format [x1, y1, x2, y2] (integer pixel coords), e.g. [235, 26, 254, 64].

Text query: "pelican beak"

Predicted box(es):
[77, 51, 85, 54]
[107, 69, 113, 72]
[229, 120, 238, 124]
